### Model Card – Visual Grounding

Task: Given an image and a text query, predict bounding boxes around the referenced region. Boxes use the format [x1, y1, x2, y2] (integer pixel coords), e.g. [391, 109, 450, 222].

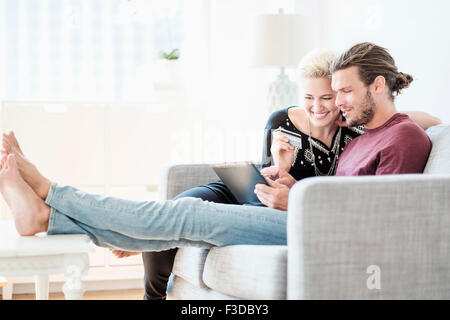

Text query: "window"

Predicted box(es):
[0, 0, 189, 101]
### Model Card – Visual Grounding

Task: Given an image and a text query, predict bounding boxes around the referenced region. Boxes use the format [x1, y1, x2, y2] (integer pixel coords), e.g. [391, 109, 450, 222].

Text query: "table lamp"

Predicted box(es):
[251, 9, 309, 114]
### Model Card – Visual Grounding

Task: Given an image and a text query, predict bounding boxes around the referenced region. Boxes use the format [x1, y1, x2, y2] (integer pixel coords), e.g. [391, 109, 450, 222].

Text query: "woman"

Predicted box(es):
[263, 50, 364, 180]
[134, 49, 439, 300]
[120, 49, 440, 299]
[0, 50, 441, 300]
[262, 50, 440, 179]
[120, 50, 363, 300]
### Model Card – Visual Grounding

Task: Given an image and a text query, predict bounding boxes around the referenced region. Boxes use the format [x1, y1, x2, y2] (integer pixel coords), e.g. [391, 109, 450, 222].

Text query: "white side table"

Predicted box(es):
[0, 220, 94, 300]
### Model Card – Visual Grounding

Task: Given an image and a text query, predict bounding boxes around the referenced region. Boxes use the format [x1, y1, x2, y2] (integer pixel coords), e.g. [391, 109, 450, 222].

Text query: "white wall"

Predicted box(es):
[202, 0, 304, 163]
[317, 0, 450, 123]
[208, 0, 450, 123]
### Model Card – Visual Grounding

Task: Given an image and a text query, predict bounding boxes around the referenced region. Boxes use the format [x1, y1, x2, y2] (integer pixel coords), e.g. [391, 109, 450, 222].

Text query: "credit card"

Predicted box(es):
[272, 127, 302, 149]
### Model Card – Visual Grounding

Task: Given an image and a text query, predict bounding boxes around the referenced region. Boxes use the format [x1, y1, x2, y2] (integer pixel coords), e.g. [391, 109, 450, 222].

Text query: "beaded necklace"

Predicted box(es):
[307, 118, 341, 176]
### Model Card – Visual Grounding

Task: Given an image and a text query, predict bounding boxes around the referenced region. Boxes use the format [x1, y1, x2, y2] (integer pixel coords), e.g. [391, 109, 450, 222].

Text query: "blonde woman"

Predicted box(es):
[265, 49, 439, 184]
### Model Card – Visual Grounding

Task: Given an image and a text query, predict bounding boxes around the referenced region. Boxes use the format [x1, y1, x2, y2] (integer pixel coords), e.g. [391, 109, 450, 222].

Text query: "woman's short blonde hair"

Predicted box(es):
[298, 49, 339, 80]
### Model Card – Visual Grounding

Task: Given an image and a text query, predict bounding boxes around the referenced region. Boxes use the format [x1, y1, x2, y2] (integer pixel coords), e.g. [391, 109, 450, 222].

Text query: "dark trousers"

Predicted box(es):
[141, 181, 239, 300]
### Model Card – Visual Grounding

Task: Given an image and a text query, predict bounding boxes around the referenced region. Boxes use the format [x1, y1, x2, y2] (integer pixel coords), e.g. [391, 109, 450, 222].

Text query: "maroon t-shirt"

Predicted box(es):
[335, 113, 432, 176]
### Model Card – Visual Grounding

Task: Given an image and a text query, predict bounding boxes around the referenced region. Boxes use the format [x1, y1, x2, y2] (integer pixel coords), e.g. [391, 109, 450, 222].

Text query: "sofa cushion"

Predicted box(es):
[203, 245, 287, 300]
[168, 276, 238, 300]
[424, 124, 450, 174]
[172, 247, 210, 289]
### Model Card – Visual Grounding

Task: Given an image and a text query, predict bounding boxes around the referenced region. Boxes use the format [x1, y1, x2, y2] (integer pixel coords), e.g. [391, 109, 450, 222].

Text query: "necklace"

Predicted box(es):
[307, 118, 341, 176]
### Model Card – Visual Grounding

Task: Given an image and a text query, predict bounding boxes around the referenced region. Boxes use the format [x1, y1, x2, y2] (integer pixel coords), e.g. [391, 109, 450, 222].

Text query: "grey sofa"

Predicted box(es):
[160, 124, 450, 300]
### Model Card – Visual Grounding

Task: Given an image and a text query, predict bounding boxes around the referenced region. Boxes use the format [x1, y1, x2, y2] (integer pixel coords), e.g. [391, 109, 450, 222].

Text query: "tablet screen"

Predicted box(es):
[212, 162, 269, 205]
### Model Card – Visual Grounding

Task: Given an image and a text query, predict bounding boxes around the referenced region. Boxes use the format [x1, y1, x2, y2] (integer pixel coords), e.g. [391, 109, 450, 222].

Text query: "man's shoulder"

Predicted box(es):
[382, 116, 431, 151]
[389, 116, 428, 139]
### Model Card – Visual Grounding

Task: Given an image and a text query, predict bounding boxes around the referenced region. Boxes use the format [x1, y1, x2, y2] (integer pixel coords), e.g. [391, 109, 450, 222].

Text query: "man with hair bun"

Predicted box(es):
[329, 42, 431, 175]
[0, 43, 435, 271]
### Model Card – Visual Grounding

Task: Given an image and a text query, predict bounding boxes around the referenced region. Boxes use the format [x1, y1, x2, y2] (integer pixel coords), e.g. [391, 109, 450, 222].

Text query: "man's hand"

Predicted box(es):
[275, 171, 297, 188]
[260, 166, 282, 180]
[261, 166, 297, 188]
[254, 178, 290, 211]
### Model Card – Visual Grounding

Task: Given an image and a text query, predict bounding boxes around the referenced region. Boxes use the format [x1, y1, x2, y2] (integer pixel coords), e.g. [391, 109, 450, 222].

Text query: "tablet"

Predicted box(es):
[212, 162, 270, 205]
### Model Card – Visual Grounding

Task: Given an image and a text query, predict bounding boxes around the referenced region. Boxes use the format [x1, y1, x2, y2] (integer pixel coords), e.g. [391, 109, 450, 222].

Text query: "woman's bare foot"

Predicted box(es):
[110, 249, 141, 259]
[2, 131, 51, 200]
[0, 154, 50, 236]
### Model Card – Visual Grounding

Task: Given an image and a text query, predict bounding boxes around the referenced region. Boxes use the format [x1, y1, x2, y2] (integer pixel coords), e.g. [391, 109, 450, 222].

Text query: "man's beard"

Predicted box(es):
[346, 90, 375, 127]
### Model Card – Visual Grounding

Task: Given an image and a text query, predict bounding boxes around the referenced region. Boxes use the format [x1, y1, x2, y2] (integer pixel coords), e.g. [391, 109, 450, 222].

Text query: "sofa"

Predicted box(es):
[159, 124, 450, 300]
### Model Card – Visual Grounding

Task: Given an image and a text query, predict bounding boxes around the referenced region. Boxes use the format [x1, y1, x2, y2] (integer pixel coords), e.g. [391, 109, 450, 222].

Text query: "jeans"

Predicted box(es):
[142, 180, 241, 300]
[46, 183, 287, 251]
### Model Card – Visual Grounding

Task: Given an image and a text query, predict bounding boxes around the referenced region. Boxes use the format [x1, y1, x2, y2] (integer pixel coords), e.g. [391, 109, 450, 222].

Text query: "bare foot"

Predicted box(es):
[110, 249, 141, 259]
[2, 131, 24, 155]
[2, 131, 51, 200]
[0, 154, 50, 236]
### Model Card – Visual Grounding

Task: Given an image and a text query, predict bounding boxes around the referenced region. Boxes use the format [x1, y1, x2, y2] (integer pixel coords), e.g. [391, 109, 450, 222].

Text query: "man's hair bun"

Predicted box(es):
[393, 72, 414, 95]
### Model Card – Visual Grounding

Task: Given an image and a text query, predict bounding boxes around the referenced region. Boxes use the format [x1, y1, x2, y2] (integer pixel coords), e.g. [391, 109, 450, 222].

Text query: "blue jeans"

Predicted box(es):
[46, 183, 287, 251]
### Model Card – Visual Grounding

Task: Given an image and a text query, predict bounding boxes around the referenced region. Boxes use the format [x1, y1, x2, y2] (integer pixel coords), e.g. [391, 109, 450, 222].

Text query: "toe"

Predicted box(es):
[7, 132, 23, 153]
[2, 141, 11, 153]
[6, 154, 16, 170]
[0, 156, 5, 171]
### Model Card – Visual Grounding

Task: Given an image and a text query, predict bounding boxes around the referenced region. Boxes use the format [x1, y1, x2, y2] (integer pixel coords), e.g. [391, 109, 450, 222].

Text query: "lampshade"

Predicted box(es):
[250, 13, 310, 68]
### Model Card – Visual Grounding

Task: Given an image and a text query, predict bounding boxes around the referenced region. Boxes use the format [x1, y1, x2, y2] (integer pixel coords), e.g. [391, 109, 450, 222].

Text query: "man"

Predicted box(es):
[0, 42, 432, 253]
[255, 42, 432, 208]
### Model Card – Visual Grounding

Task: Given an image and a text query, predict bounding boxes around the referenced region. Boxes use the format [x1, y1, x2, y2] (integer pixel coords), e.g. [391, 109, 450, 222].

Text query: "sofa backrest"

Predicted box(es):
[423, 124, 450, 174]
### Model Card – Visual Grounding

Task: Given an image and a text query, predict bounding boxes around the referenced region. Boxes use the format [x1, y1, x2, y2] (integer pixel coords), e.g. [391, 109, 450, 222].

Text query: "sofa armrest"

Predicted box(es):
[287, 174, 450, 299]
[159, 163, 219, 200]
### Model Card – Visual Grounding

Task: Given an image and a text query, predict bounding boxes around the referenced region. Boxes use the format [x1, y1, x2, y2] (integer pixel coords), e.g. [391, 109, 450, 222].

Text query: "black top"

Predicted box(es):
[261, 106, 364, 180]
[195, 106, 364, 207]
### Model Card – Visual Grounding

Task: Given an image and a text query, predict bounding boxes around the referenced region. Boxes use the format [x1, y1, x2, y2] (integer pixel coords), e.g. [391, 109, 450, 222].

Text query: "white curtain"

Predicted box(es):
[0, 0, 208, 102]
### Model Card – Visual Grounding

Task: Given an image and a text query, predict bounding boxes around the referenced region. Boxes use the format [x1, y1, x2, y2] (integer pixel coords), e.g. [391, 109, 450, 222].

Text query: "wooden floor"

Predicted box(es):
[1, 288, 145, 300]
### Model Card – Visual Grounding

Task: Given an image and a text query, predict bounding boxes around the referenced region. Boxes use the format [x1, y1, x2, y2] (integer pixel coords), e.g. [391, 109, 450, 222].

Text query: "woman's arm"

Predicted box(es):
[261, 109, 289, 167]
[403, 111, 442, 130]
[261, 109, 295, 171]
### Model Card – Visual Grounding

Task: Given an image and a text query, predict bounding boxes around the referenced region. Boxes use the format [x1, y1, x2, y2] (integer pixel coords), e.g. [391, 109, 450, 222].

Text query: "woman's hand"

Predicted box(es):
[270, 131, 295, 172]
[110, 249, 140, 259]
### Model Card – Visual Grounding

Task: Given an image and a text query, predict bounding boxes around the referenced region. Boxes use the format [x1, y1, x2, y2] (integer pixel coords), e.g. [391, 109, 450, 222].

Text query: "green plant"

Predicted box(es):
[158, 48, 180, 60]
